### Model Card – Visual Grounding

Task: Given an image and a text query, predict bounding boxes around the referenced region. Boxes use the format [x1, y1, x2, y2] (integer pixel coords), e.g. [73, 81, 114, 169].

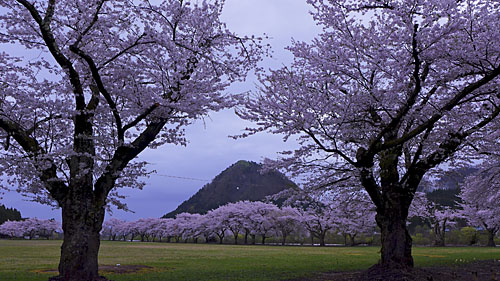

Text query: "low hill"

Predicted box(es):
[163, 160, 297, 218]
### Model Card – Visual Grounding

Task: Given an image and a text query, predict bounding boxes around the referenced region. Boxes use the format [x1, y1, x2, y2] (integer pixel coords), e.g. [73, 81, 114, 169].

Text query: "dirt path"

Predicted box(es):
[286, 259, 500, 281]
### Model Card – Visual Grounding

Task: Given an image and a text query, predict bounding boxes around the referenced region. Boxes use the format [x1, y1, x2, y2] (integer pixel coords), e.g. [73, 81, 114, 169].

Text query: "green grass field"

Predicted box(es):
[1, 240, 499, 281]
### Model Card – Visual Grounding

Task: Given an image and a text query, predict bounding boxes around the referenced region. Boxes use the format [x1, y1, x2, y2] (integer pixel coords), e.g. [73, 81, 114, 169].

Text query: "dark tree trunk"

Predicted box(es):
[319, 234, 325, 246]
[231, 230, 238, 244]
[281, 235, 287, 246]
[348, 234, 356, 246]
[49, 200, 107, 281]
[359, 144, 416, 274]
[244, 231, 249, 245]
[251, 234, 256, 245]
[433, 222, 446, 247]
[487, 229, 497, 247]
[217, 233, 224, 244]
[261, 235, 266, 245]
[376, 200, 414, 269]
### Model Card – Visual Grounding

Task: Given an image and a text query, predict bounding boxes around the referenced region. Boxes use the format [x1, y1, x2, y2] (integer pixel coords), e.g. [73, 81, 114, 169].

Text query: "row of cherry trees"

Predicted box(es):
[0, 218, 60, 239]
[102, 199, 376, 246]
[1, 170, 498, 247]
[99, 177, 497, 248]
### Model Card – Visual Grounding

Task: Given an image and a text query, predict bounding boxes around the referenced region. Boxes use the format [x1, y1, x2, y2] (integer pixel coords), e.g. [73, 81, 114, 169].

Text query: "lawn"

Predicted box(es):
[0, 240, 499, 281]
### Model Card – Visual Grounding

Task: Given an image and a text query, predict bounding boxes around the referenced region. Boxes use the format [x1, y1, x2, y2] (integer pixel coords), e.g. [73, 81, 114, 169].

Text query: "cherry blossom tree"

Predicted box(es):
[271, 187, 338, 246]
[175, 212, 202, 243]
[409, 192, 459, 246]
[237, 201, 279, 245]
[152, 218, 174, 242]
[248, 201, 279, 245]
[101, 218, 125, 241]
[0, 217, 61, 239]
[0, 0, 263, 280]
[196, 214, 215, 243]
[459, 164, 500, 247]
[269, 206, 300, 246]
[238, 0, 500, 272]
[215, 202, 248, 244]
[329, 191, 376, 246]
[204, 208, 228, 244]
[0, 220, 24, 238]
[299, 207, 336, 246]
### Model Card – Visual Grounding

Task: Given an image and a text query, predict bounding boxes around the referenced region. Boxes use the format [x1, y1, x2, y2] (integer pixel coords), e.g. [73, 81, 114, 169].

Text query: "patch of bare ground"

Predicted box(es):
[286, 259, 500, 281]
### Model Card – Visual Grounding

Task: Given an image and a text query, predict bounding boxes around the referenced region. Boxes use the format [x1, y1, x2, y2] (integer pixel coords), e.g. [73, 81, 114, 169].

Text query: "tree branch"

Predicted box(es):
[93, 118, 169, 207]
[0, 117, 67, 202]
[382, 64, 500, 151]
[69, 44, 124, 142]
[122, 103, 159, 132]
[366, 24, 422, 157]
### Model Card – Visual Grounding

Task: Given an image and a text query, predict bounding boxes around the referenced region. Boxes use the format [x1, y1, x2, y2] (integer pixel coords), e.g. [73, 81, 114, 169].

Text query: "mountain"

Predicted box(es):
[425, 166, 479, 207]
[163, 160, 297, 218]
[0, 204, 22, 224]
[426, 188, 461, 207]
[434, 166, 479, 190]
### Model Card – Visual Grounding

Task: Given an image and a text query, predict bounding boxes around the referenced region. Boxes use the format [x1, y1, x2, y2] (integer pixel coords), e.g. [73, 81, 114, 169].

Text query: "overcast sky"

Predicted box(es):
[1, 0, 320, 221]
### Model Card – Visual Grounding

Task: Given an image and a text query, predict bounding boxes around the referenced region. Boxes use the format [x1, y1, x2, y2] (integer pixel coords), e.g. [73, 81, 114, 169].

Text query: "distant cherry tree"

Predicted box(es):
[237, 0, 500, 273]
[241, 201, 279, 245]
[0, 220, 23, 238]
[272, 186, 374, 246]
[329, 191, 376, 246]
[0, 217, 60, 239]
[459, 164, 500, 247]
[299, 206, 336, 246]
[270, 206, 301, 246]
[175, 213, 203, 243]
[0, 0, 263, 280]
[101, 218, 125, 241]
[409, 192, 459, 246]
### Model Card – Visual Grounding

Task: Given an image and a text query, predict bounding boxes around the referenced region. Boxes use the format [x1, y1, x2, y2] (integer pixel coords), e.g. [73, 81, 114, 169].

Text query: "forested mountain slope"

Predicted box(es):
[163, 160, 297, 218]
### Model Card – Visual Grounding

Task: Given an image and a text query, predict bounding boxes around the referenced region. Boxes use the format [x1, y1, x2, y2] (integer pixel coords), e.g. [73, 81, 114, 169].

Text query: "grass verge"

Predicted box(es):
[0, 240, 499, 280]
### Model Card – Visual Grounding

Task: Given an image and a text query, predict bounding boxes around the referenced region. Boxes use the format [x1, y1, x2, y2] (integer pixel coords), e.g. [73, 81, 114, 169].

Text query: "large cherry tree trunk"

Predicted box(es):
[359, 144, 418, 273]
[486, 228, 497, 247]
[51, 198, 106, 281]
[376, 194, 414, 269]
[318, 234, 326, 247]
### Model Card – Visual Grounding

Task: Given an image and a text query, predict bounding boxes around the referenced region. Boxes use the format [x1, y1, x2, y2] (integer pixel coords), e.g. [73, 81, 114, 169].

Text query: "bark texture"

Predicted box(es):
[49, 200, 107, 281]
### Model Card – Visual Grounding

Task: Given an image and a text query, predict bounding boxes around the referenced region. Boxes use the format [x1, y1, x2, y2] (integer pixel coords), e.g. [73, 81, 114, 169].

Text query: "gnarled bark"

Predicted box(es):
[49, 199, 107, 281]
[377, 207, 414, 269]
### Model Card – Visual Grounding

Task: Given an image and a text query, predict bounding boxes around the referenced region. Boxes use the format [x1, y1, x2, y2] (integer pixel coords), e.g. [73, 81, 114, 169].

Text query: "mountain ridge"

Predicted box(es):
[163, 160, 297, 218]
